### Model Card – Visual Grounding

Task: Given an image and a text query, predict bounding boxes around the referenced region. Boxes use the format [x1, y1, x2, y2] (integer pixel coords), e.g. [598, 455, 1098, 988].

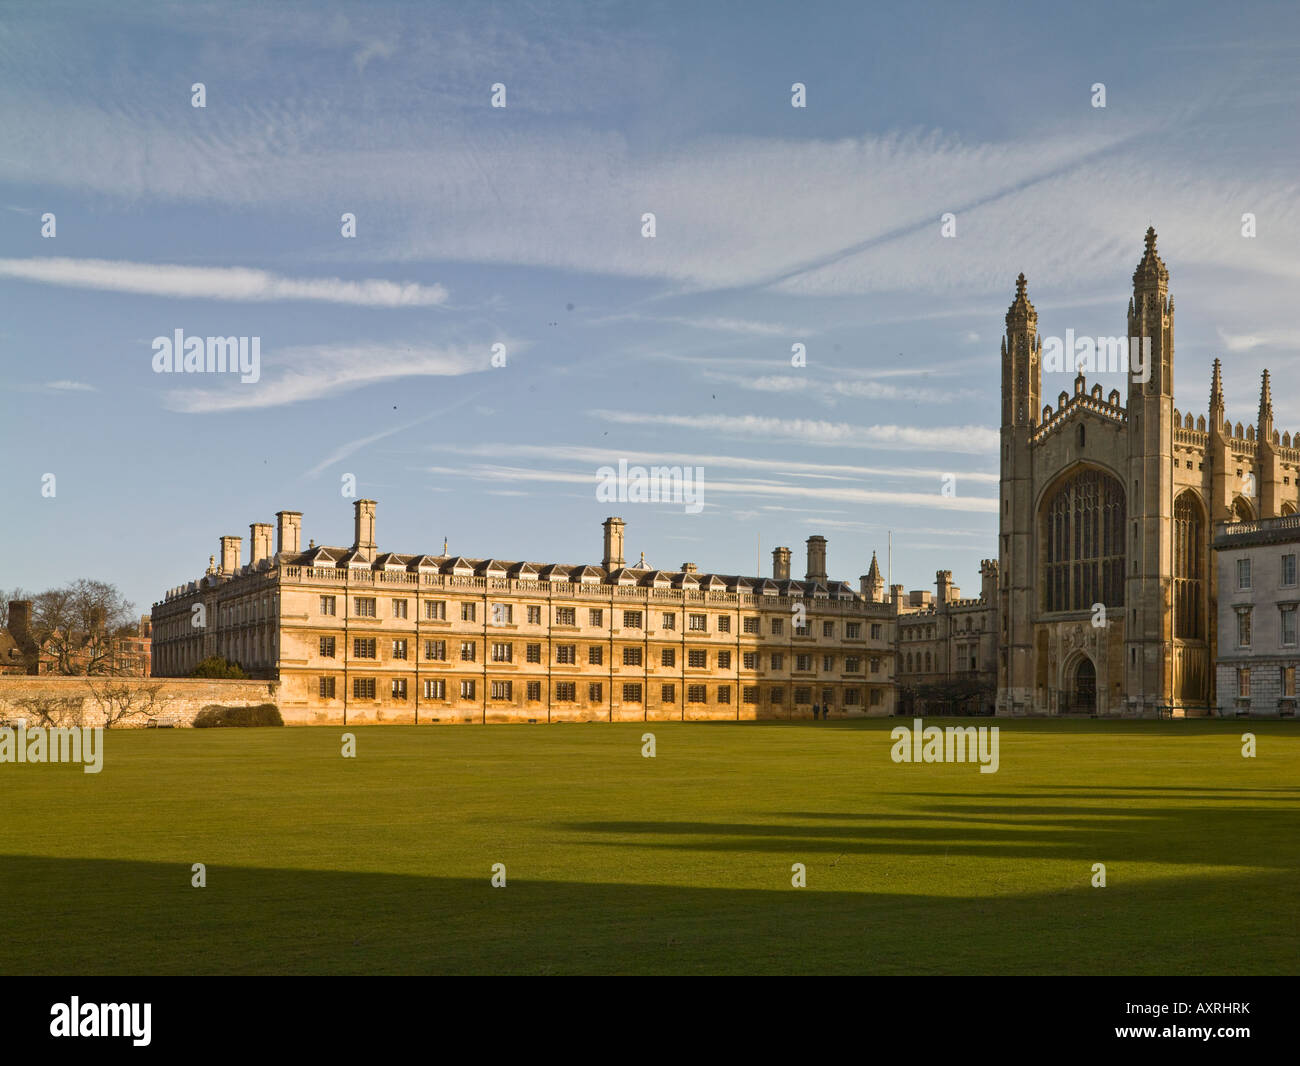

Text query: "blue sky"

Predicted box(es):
[3, 0, 1300, 617]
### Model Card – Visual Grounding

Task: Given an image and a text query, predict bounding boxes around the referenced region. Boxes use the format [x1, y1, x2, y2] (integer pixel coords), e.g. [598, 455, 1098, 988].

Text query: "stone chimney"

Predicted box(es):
[681, 562, 698, 574]
[353, 499, 377, 557]
[276, 510, 303, 556]
[6, 600, 36, 673]
[772, 546, 792, 581]
[220, 535, 242, 576]
[250, 523, 274, 568]
[890, 584, 904, 612]
[602, 516, 626, 570]
[8, 600, 32, 645]
[805, 535, 827, 583]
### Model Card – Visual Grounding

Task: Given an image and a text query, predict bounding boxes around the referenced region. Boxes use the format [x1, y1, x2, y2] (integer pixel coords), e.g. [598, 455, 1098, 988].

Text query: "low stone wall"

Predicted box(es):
[0, 677, 279, 728]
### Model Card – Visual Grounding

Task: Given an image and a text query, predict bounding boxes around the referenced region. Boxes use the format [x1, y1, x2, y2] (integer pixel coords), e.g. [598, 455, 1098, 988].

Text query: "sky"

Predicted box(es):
[3, 0, 1300, 618]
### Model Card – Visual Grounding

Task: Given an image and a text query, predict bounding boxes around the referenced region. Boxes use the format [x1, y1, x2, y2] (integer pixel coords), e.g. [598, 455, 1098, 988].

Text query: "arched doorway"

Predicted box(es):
[1068, 656, 1097, 713]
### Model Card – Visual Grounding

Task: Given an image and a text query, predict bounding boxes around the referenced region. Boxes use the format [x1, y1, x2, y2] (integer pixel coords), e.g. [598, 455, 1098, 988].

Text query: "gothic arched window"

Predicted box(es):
[1043, 467, 1126, 612]
[1174, 492, 1205, 639]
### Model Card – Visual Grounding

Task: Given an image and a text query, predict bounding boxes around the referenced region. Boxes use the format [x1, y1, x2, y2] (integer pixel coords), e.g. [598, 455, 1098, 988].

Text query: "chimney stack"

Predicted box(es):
[805, 535, 827, 583]
[602, 516, 626, 570]
[890, 584, 904, 612]
[681, 562, 698, 574]
[772, 546, 792, 581]
[250, 523, 274, 568]
[276, 510, 303, 556]
[6, 600, 36, 673]
[8, 600, 31, 643]
[353, 499, 377, 557]
[220, 535, 242, 576]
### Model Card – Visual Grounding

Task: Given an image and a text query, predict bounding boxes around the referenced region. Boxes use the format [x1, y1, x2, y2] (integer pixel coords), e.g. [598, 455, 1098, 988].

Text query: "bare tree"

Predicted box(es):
[30, 586, 78, 674]
[84, 680, 173, 728]
[10, 693, 86, 728]
[29, 580, 136, 675]
[0, 588, 33, 628]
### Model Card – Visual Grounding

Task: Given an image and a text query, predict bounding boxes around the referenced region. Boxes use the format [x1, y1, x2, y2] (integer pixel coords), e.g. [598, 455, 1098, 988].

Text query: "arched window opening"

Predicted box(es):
[1174, 493, 1205, 639]
[1043, 468, 1126, 612]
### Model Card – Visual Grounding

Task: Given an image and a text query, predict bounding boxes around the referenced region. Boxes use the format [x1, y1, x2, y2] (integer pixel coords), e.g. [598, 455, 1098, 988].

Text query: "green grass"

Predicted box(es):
[1, 719, 1297, 974]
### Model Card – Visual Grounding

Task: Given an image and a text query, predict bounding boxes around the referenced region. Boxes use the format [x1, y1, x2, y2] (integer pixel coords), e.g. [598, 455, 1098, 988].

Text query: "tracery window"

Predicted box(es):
[1044, 468, 1126, 611]
[1173, 492, 1205, 639]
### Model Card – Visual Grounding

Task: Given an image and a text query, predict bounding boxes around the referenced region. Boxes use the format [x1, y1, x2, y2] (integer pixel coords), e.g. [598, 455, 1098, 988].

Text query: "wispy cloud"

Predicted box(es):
[167, 341, 505, 413]
[422, 462, 996, 513]
[590, 312, 812, 337]
[1216, 326, 1300, 352]
[702, 371, 975, 404]
[589, 410, 999, 455]
[439, 441, 999, 483]
[12, 379, 99, 394]
[0, 258, 448, 307]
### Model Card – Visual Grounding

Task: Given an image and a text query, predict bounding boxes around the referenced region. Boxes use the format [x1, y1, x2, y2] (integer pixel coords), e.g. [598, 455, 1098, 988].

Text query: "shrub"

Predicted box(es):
[190, 657, 247, 679]
[192, 703, 283, 728]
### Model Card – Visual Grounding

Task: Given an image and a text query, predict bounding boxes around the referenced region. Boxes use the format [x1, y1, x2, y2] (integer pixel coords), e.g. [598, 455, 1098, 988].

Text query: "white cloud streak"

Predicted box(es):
[0, 257, 448, 307]
[588, 410, 999, 455]
[166, 341, 504, 413]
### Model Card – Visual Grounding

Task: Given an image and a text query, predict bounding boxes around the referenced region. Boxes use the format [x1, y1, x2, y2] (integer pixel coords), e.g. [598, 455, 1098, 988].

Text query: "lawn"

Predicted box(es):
[1, 719, 1296, 974]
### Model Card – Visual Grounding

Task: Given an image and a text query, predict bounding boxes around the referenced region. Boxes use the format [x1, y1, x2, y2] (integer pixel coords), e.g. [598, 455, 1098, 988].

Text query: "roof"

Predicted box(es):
[271, 552, 869, 601]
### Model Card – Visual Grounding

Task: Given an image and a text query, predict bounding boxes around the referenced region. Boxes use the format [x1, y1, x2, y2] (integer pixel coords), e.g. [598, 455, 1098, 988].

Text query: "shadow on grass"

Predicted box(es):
[561, 792, 1300, 868]
[0, 853, 1295, 975]
[804, 718, 1300, 735]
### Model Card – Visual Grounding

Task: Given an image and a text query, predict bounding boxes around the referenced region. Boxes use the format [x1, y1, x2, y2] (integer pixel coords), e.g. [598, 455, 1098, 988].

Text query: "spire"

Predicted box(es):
[866, 551, 882, 583]
[1006, 272, 1036, 324]
[1259, 368, 1274, 440]
[1210, 358, 1224, 410]
[1132, 226, 1169, 289]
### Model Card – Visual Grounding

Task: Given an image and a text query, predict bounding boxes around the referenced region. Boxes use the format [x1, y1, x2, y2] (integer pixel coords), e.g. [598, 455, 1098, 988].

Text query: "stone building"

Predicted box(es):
[152, 502, 897, 724]
[896, 563, 999, 715]
[1212, 514, 1300, 716]
[998, 228, 1300, 716]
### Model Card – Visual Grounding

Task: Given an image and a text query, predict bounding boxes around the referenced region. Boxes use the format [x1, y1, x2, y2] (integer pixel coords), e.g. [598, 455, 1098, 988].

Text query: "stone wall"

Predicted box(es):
[0, 677, 278, 727]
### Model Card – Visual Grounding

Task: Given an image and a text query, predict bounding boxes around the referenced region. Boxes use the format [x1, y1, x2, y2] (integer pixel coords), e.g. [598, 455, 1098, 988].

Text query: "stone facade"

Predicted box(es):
[1212, 515, 1300, 717]
[997, 229, 1300, 716]
[152, 505, 899, 724]
[896, 564, 998, 714]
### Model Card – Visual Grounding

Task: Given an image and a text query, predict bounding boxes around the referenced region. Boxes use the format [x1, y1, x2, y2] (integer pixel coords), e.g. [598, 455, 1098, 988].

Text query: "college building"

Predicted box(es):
[150, 228, 1295, 721]
[151, 503, 898, 723]
[1212, 514, 1300, 716]
[997, 228, 1300, 716]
